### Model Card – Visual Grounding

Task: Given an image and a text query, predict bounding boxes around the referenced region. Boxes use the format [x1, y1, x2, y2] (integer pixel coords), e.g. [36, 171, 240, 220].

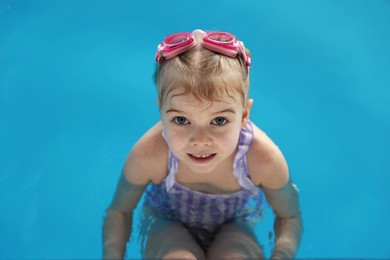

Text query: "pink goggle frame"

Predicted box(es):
[155, 29, 251, 68]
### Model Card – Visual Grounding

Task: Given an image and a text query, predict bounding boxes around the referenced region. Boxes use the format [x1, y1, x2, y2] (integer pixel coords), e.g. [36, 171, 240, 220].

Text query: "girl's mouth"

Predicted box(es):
[187, 153, 216, 163]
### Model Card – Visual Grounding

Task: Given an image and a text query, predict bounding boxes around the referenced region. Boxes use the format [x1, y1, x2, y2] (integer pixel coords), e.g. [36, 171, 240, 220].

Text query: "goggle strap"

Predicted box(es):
[239, 41, 251, 68]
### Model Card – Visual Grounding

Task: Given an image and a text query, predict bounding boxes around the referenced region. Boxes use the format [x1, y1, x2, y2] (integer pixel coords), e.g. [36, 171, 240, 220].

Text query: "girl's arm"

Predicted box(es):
[262, 179, 303, 260]
[102, 174, 147, 259]
[248, 123, 303, 259]
[102, 122, 167, 259]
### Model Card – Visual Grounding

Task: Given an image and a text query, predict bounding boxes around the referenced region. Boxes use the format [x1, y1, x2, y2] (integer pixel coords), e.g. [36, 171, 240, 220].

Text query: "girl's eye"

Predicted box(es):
[212, 117, 228, 126]
[173, 116, 189, 125]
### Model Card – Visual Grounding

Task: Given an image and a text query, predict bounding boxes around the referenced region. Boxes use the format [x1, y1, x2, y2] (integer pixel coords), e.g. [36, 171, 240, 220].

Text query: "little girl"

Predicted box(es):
[103, 29, 302, 259]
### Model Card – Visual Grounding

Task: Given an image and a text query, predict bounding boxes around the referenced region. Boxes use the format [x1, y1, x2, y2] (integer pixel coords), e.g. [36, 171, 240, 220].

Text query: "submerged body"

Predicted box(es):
[140, 121, 265, 253]
[102, 30, 303, 259]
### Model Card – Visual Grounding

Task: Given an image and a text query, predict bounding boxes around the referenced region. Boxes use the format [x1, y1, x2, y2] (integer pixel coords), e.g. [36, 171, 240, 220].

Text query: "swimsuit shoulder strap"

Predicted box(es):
[162, 127, 178, 191]
[233, 121, 259, 195]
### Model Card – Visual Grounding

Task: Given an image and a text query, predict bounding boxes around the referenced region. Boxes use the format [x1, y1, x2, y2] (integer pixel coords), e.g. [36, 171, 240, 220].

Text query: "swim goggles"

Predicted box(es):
[155, 29, 251, 68]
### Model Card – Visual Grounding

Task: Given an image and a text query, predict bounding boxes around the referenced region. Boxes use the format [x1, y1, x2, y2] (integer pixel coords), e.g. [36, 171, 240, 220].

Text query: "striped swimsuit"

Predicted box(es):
[141, 121, 265, 248]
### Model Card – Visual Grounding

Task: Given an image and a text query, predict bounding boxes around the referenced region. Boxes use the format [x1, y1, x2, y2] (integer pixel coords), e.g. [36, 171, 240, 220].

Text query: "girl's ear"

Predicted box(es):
[241, 99, 253, 128]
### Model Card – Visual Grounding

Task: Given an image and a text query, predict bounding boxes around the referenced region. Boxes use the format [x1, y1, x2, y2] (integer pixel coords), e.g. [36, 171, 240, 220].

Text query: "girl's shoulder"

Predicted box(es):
[123, 121, 168, 185]
[247, 122, 289, 189]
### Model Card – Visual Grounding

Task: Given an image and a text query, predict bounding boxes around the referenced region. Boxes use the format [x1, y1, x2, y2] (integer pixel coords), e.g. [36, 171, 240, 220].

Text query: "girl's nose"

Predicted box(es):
[189, 127, 212, 146]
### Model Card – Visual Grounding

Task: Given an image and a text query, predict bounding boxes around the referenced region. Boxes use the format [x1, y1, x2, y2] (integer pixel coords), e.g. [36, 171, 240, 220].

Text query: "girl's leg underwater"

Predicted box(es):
[207, 222, 264, 260]
[144, 216, 205, 260]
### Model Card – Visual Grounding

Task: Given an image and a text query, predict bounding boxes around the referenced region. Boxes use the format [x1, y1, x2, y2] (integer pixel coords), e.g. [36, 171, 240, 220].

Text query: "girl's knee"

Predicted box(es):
[162, 249, 198, 260]
[208, 250, 249, 260]
[207, 223, 264, 260]
[207, 247, 264, 260]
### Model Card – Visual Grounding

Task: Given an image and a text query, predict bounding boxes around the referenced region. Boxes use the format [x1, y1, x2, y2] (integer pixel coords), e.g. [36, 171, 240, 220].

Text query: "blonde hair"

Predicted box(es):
[155, 32, 251, 110]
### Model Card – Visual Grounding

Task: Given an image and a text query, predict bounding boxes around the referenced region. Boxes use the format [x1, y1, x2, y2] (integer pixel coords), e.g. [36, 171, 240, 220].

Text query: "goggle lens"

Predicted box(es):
[165, 33, 192, 47]
[206, 32, 234, 44]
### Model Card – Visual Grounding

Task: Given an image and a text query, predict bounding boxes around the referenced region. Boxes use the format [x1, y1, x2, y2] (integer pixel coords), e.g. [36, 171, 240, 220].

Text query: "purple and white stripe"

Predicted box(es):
[143, 121, 264, 233]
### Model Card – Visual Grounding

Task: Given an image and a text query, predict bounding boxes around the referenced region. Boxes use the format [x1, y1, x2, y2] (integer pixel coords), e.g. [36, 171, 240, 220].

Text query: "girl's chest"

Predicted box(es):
[175, 168, 242, 194]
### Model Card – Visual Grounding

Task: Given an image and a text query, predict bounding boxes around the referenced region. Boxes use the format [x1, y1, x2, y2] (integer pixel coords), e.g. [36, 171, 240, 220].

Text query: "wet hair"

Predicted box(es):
[154, 32, 251, 110]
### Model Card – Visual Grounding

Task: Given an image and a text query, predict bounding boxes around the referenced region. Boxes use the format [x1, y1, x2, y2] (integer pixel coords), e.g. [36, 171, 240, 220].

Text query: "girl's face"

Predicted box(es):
[160, 88, 252, 175]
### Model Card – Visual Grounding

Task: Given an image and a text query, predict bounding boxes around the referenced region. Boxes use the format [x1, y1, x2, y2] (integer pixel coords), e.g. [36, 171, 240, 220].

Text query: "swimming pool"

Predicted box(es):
[1, 0, 389, 258]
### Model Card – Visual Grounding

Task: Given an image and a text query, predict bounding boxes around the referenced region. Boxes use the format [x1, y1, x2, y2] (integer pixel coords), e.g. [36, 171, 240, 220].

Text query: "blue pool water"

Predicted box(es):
[1, 0, 389, 258]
